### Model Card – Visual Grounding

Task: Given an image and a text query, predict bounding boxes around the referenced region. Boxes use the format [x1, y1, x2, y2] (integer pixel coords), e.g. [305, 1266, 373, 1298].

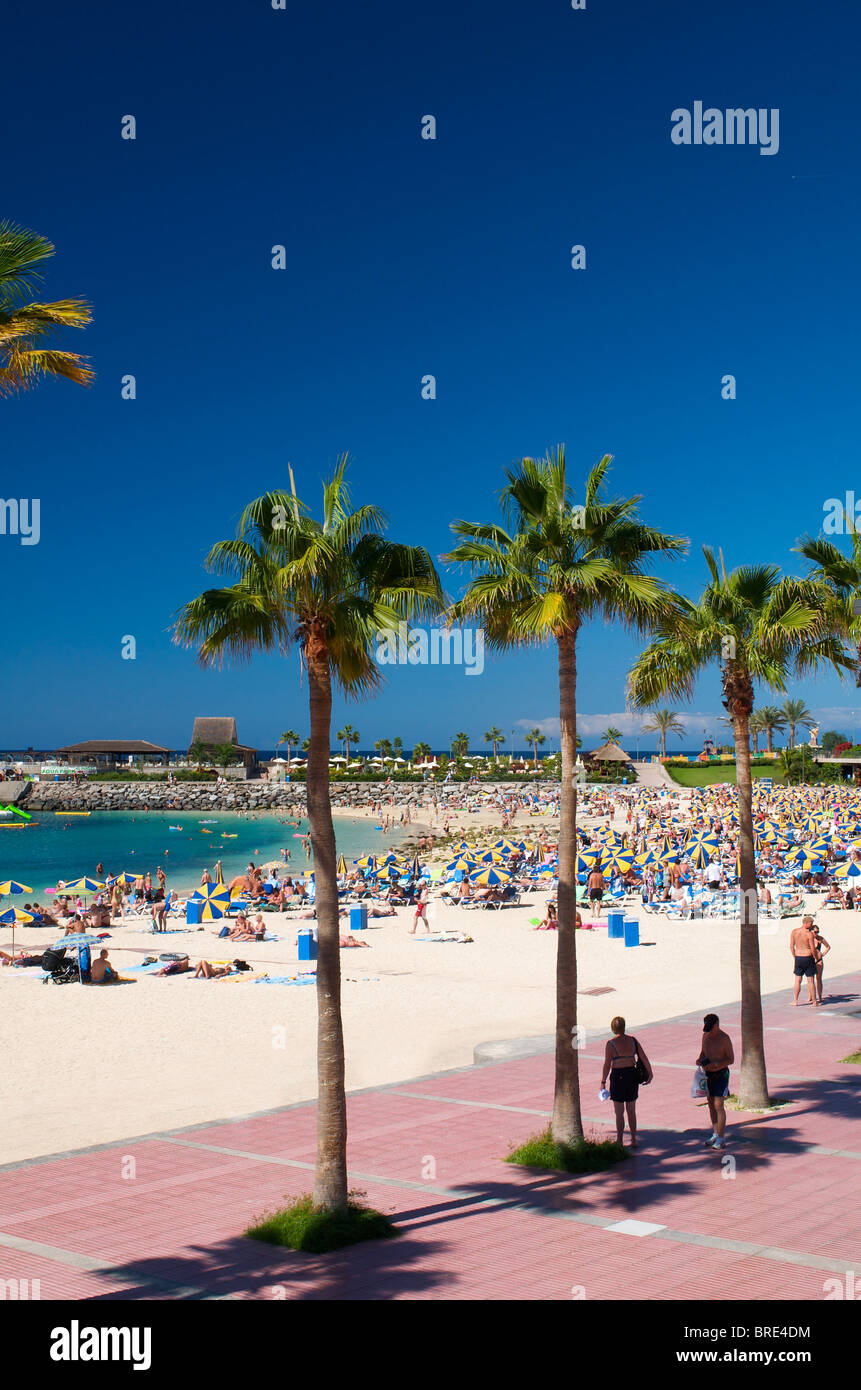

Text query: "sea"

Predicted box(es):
[0, 810, 409, 896]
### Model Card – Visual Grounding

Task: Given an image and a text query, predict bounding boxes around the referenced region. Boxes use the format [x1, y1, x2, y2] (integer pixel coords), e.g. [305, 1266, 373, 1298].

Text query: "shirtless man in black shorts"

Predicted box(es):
[697, 1013, 734, 1151]
[791, 915, 819, 1006]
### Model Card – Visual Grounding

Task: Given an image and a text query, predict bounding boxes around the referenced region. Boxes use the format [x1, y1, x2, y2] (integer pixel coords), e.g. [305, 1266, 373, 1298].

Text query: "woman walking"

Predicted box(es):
[601, 1016, 653, 1148]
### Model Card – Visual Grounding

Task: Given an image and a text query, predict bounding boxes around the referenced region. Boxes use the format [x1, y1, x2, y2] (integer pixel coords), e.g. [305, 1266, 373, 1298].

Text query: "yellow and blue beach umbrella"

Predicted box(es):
[61, 878, 105, 895]
[469, 865, 513, 886]
[0, 880, 32, 895]
[834, 859, 861, 879]
[188, 884, 231, 921]
[106, 871, 139, 886]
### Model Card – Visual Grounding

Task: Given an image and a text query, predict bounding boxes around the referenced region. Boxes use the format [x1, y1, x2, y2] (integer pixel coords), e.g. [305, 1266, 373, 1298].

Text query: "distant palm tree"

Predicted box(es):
[173, 459, 442, 1212]
[374, 738, 393, 759]
[758, 705, 787, 754]
[336, 725, 359, 763]
[525, 727, 546, 766]
[796, 532, 861, 686]
[451, 731, 469, 758]
[640, 709, 685, 759]
[188, 739, 209, 768]
[447, 450, 684, 1145]
[412, 741, 432, 763]
[279, 729, 300, 763]
[628, 546, 850, 1107]
[747, 710, 765, 755]
[484, 726, 505, 758]
[779, 698, 813, 751]
[392, 736, 404, 761]
[601, 726, 623, 745]
[0, 220, 94, 395]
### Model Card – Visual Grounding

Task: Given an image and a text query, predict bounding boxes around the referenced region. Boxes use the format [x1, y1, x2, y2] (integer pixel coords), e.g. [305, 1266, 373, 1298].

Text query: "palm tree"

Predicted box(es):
[451, 731, 469, 758]
[446, 448, 685, 1144]
[777, 748, 805, 785]
[412, 741, 432, 763]
[374, 738, 393, 760]
[758, 705, 787, 754]
[747, 710, 765, 755]
[640, 708, 685, 760]
[628, 546, 850, 1108]
[173, 458, 442, 1210]
[796, 531, 861, 684]
[0, 220, 94, 395]
[336, 724, 359, 763]
[484, 726, 505, 759]
[779, 698, 813, 751]
[525, 728, 546, 767]
[188, 739, 209, 768]
[392, 736, 404, 761]
[601, 726, 623, 745]
[279, 729, 300, 763]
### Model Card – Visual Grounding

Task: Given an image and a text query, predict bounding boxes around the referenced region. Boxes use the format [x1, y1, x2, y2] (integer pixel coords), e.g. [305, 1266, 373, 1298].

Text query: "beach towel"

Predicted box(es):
[254, 973, 316, 985]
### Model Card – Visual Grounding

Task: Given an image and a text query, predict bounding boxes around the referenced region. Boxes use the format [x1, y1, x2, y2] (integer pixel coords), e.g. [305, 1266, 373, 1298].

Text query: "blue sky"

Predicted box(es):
[3, 0, 861, 751]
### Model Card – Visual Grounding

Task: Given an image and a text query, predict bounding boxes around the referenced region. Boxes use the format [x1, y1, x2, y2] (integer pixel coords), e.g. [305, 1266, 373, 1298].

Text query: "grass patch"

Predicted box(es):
[841, 1051, 861, 1064]
[506, 1128, 627, 1174]
[666, 764, 786, 787]
[724, 1094, 793, 1114]
[245, 1193, 399, 1253]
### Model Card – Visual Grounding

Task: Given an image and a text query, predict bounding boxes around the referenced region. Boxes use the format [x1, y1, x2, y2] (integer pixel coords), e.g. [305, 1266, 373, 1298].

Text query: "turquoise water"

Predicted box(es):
[0, 810, 406, 894]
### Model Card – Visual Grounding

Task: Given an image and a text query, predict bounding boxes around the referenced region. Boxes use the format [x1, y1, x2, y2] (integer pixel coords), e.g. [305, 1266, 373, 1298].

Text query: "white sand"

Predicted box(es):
[2, 804, 859, 1164]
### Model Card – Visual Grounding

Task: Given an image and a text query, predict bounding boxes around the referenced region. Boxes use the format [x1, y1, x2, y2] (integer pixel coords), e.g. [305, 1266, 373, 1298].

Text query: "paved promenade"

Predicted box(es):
[1, 971, 859, 1301]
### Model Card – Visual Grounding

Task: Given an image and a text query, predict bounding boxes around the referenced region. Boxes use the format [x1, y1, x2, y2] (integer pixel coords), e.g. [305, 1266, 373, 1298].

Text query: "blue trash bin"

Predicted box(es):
[350, 904, 368, 932]
[624, 917, 640, 948]
[186, 899, 202, 926]
[298, 929, 318, 961]
[607, 911, 624, 939]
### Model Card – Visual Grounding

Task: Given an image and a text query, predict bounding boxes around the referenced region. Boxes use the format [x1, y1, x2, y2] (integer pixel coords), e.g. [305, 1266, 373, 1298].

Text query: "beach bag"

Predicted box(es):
[159, 952, 188, 963]
[630, 1038, 649, 1084]
[232, 959, 252, 971]
[691, 1066, 708, 1099]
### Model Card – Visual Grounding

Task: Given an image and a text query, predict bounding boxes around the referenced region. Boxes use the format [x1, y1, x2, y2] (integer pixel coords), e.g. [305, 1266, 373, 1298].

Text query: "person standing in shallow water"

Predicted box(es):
[601, 1016, 652, 1148]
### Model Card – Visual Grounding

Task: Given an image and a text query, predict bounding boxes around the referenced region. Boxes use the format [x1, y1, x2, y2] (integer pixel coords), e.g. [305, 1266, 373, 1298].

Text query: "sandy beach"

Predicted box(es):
[2, 799, 859, 1166]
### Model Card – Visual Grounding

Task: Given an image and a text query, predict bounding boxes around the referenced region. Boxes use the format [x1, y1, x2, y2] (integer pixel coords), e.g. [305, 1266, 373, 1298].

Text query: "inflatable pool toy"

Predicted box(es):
[200, 829, 213, 834]
[222, 833, 238, 838]
[169, 825, 183, 831]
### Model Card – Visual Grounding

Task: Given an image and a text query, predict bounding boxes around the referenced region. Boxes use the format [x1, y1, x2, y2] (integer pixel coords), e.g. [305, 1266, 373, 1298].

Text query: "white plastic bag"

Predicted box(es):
[691, 1066, 708, 1099]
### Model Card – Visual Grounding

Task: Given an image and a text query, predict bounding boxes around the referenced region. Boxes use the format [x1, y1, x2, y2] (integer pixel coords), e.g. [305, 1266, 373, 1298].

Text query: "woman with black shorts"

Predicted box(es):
[601, 1016, 653, 1148]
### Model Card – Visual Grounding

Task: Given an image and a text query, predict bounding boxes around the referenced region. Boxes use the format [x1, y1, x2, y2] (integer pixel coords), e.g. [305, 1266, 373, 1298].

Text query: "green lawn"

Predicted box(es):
[666, 764, 786, 787]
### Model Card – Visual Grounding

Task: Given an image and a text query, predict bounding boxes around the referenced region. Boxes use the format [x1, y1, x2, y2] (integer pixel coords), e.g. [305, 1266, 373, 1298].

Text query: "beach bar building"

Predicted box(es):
[188, 717, 258, 774]
[54, 740, 172, 769]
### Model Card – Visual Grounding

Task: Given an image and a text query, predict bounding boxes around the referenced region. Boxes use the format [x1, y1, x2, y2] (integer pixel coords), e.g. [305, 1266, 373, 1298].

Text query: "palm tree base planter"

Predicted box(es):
[245, 1194, 400, 1254]
[505, 1128, 627, 1174]
[723, 1095, 792, 1115]
[840, 1051, 861, 1065]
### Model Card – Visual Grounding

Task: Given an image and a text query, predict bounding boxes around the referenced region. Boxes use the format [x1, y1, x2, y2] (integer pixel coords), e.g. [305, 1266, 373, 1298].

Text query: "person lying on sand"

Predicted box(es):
[193, 960, 233, 978]
[340, 934, 370, 948]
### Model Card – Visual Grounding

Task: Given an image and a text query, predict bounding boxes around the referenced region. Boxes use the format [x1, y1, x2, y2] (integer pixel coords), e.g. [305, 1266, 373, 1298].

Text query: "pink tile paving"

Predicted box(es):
[1, 972, 859, 1300]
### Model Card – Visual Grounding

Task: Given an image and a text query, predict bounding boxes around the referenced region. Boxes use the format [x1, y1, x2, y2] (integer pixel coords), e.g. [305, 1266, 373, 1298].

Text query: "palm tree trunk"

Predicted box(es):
[551, 626, 583, 1143]
[306, 639, 348, 1211]
[732, 712, 770, 1108]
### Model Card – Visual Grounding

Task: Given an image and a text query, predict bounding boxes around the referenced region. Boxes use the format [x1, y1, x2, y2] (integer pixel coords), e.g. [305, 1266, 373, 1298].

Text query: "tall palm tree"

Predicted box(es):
[525, 727, 546, 767]
[779, 698, 813, 751]
[484, 726, 505, 758]
[336, 724, 359, 763]
[747, 710, 765, 756]
[640, 708, 685, 759]
[412, 741, 432, 763]
[188, 739, 209, 768]
[392, 736, 404, 761]
[374, 738, 393, 760]
[758, 705, 787, 754]
[601, 726, 623, 745]
[279, 729, 300, 763]
[451, 731, 469, 758]
[628, 547, 850, 1107]
[446, 448, 685, 1143]
[173, 458, 442, 1210]
[0, 220, 94, 395]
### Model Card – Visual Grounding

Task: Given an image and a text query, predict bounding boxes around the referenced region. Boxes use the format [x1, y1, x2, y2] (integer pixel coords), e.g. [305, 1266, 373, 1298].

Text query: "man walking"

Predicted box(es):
[791, 914, 819, 1006]
[697, 1013, 734, 1151]
[587, 864, 605, 918]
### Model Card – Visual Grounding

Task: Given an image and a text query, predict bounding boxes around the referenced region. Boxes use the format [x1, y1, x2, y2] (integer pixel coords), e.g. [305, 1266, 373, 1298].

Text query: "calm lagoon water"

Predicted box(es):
[0, 810, 406, 894]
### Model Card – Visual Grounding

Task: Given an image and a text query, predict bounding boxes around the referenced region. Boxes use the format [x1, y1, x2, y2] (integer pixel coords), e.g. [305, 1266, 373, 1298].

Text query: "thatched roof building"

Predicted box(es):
[189, 717, 257, 769]
[54, 740, 171, 767]
[588, 741, 632, 762]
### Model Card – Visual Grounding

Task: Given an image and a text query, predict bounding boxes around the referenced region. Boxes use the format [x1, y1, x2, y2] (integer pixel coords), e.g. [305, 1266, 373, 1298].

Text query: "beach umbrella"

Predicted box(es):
[187, 884, 231, 921]
[469, 865, 512, 886]
[355, 855, 377, 868]
[687, 843, 716, 870]
[445, 856, 477, 873]
[0, 905, 33, 959]
[478, 849, 507, 863]
[599, 848, 635, 874]
[576, 851, 600, 874]
[215, 862, 224, 885]
[634, 850, 658, 866]
[834, 859, 861, 879]
[106, 871, 138, 886]
[0, 880, 33, 896]
[337, 854, 347, 876]
[52, 930, 101, 984]
[61, 877, 105, 895]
